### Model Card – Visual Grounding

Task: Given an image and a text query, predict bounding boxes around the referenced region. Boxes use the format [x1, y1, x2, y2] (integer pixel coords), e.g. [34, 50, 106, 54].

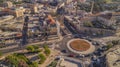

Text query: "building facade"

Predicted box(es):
[3, 1, 13, 8]
[2, 7, 24, 17]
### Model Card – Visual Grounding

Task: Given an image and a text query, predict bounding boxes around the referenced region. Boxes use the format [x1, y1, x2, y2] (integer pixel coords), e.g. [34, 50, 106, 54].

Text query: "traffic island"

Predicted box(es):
[67, 39, 95, 55]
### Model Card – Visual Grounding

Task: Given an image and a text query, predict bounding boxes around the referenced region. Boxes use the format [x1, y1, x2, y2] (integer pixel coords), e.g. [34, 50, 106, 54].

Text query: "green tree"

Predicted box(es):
[26, 45, 41, 53]
[26, 45, 35, 52]
[5, 55, 19, 67]
[18, 59, 29, 67]
[5, 53, 37, 67]
[106, 43, 113, 50]
[112, 40, 119, 45]
[32, 45, 39, 49]
[83, 22, 94, 27]
[0, 51, 2, 57]
[48, 61, 57, 67]
[32, 62, 38, 67]
[105, 0, 112, 3]
[43, 45, 49, 49]
[38, 53, 46, 64]
[13, 1, 23, 4]
[44, 48, 51, 56]
[14, 53, 29, 62]
[43, 45, 51, 56]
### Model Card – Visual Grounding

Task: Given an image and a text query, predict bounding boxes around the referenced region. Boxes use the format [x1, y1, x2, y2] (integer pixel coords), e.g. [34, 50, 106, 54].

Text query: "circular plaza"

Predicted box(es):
[67, 39, 95, 55]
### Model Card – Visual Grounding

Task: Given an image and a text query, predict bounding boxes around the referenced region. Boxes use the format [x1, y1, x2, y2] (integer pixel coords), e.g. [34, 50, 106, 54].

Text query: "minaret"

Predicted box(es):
[90, 1, 94, 14]
[21, 16, 29, 46]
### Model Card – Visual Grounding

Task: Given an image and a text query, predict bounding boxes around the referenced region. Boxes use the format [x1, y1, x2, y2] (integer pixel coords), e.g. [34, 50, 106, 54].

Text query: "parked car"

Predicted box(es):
[68, 54, 74, 57]
[61, 50, 67, 53]
[94, 51, 102, 56]
[55, 57, 60, 61]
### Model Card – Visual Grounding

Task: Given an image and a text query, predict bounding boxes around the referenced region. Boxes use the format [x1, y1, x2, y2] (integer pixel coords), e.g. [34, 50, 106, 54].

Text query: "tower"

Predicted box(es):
[21, 16, 29, 46]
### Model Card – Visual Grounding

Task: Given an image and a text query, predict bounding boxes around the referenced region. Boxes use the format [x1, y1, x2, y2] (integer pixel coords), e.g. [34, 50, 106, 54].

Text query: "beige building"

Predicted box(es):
[10, 8, 24, 17]
[2, 7, 25, 17]
[65, 0, 73, 4]
[30, 4, 38, 13]
[79, 0, 86, 3]
[106, 46, 120, 67]
[3, 1, 13, 8]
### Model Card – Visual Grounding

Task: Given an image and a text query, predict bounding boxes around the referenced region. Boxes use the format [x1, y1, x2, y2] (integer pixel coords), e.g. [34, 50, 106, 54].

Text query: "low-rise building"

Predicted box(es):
[106, 45, 120, 67]
[79, 0, 86, 3]
[0, 15, 14, 23]
[3, 1, 13, 8]
[2, 7, 25, 17]
[56, 57, 83, 67]
[30, 4, 38, 13]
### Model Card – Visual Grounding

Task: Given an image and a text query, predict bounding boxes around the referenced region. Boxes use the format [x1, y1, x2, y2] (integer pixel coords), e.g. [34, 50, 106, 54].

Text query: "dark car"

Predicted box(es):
[101, 46, 108, 51]
[61, 50, 67, 53]
[75, 55, 81, 58]
[97, 48, 104, 52]
[49, 1, 58, 6]
[55, 57, 60, 61]
[94, 51, 102, 56]
[86, 37, 92, 41]
[68, 54, 74, 57]
[73, 34, 81, 38]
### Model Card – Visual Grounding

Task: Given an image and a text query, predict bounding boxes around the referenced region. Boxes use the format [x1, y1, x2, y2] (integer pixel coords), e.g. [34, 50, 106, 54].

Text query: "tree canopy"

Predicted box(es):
[38, 53, 46, 64]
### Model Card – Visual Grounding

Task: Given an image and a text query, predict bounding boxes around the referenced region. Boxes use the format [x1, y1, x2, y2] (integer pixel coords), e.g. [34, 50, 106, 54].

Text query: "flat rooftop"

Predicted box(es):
[59, 58, 82, 67]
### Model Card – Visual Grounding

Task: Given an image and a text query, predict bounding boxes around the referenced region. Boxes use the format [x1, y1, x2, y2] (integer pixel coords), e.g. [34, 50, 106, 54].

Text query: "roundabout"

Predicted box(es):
[67, 39, 95, 55]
